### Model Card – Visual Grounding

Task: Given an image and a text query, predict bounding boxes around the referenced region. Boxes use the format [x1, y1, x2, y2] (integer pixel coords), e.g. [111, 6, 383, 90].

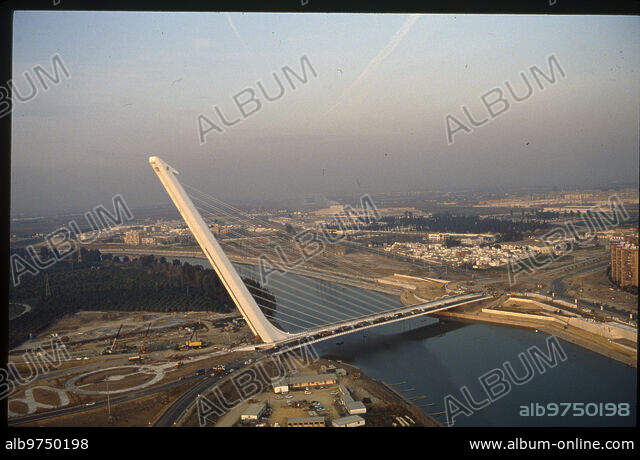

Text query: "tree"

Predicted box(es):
[444, 237, 461, 248]
[39, 246, 50, 260]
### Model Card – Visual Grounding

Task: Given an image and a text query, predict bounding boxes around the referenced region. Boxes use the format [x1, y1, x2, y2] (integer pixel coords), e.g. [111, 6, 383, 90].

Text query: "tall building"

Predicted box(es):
[611, 243, 639, 289]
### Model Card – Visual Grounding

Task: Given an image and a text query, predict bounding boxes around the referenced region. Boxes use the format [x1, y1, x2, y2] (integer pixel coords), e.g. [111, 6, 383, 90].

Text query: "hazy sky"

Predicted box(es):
[11, 12, 640, 215]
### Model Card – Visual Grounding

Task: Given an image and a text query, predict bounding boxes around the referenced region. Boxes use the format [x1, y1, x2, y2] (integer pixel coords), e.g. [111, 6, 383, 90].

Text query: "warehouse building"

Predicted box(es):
[284, 416, 325, 427]
[332, 415, 366, 427]
[240, 403, 266, 421]
[273, 373, 337, 392]
[272, 378, 289, 394]
[338, 384, 367, 415]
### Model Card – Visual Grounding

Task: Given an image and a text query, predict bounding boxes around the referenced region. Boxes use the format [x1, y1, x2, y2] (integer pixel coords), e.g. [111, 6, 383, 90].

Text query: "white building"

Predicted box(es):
[240, 403, 266, 421]
[332, 415, 365, 427]
[338, 384, 367, 415]
[272, 378, 289, 394]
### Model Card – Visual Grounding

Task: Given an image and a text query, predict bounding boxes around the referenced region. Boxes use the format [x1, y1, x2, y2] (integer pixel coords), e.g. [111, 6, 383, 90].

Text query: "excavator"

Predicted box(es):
[102, 324, 123, 355]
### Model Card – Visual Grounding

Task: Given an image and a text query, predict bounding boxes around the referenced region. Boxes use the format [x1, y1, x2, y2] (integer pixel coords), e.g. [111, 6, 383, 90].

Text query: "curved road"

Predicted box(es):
[153, 356, 251, 427]
[9, 303, 31, 320]
[8, 373, 203, 426]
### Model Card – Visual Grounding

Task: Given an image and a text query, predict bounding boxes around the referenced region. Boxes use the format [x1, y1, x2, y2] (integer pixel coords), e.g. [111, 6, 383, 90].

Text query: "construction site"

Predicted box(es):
[7, 308, 259, 424]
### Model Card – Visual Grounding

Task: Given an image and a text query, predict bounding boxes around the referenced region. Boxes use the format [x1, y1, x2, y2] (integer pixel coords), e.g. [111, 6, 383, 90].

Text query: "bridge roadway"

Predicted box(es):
[244, 293, 491, 352]
[10, 293, 488, 426]
[155, 293, 491, 426]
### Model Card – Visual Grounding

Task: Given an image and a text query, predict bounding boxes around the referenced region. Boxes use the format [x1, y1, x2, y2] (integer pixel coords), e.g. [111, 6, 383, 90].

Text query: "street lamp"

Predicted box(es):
[104, 377, 111, 423]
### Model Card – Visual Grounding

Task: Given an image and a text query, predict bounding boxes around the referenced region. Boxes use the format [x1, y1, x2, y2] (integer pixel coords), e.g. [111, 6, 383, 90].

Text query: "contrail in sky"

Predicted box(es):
[324, 14, 420, 116]
[226, 13, 246, 45]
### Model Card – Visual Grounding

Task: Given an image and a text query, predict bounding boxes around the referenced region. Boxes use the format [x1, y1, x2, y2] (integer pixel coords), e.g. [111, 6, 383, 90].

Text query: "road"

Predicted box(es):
[550, 261, 609, 297]
[153, 356, 251, 427]
[8, 373, 203, 426]
[9, 302, 31, 320]
[548, 261, 632, 319]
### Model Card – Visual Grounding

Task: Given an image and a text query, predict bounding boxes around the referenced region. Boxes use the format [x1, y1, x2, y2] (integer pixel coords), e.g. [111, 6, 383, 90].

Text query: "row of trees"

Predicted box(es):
[366, 213, 551, 242]
[8, 251, 278, 347]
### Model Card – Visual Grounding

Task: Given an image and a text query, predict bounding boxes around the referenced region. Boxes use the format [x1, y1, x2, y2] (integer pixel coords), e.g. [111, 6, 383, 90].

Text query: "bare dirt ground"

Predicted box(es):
[565, 268, 637, 313]
[8, 337, 251, 420]
[337, 251, 431, 278]
[79, 372, 157, 393]
[484, 280, 544, 292]
[11, 309, 251, 365]
[31, 387, 70, 407]
[406, 278, 448, 301]
[19, 380, 199, 427]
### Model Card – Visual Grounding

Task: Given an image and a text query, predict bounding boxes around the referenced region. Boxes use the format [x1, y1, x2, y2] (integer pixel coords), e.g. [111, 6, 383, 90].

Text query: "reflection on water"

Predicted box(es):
[318, 320, 637, 427]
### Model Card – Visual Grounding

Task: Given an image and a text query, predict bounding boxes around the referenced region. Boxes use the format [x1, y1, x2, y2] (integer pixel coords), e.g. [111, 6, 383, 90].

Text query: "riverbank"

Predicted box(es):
[330, 360, 441, 427]
[434, 306, 637, 368]
[182, 357, 439, 427]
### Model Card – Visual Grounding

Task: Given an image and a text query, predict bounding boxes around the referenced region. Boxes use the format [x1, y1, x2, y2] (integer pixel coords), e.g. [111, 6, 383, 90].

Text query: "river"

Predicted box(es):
[151, 255, 638, 427]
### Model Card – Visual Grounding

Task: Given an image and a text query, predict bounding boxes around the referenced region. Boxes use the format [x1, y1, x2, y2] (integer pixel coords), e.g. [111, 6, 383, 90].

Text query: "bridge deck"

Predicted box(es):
[243, 293, 491, 352]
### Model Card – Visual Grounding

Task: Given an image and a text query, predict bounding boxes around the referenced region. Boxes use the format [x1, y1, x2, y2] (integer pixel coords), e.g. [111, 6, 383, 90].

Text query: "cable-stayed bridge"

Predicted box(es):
[149, 157, 490, 350]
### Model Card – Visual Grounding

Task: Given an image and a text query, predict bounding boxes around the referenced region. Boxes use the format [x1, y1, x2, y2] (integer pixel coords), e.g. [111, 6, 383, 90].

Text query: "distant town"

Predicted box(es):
[8, 184, 638, 428]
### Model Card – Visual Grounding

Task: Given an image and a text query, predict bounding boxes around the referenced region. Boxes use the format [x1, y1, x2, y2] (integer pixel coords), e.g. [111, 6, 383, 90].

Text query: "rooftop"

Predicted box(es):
[242, 403, 266, 417]
[284, 373, 337, 386]
[332, 415, 365, 426]
[285, 416, 325, 424]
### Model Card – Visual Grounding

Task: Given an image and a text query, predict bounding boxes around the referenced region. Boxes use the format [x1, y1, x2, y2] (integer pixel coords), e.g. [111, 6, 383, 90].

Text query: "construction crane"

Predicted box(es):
[138, 323, 152, 354]
[103, 324, 123, 355]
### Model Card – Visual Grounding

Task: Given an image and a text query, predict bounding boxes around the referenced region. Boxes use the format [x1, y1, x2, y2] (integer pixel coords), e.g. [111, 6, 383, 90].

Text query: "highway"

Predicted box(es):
[8, 373, 203, 426]
[153, 356, 251, 427]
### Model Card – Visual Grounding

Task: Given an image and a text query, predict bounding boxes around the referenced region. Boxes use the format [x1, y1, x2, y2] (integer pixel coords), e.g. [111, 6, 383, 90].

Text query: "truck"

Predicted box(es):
[209, 365, 225, 377]
[178, 328, 204, 350]
[178, 340, 203, 351]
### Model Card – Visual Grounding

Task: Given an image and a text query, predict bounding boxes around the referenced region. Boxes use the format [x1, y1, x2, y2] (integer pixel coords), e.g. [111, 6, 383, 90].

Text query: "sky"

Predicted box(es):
[11, 12, 640, 215]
